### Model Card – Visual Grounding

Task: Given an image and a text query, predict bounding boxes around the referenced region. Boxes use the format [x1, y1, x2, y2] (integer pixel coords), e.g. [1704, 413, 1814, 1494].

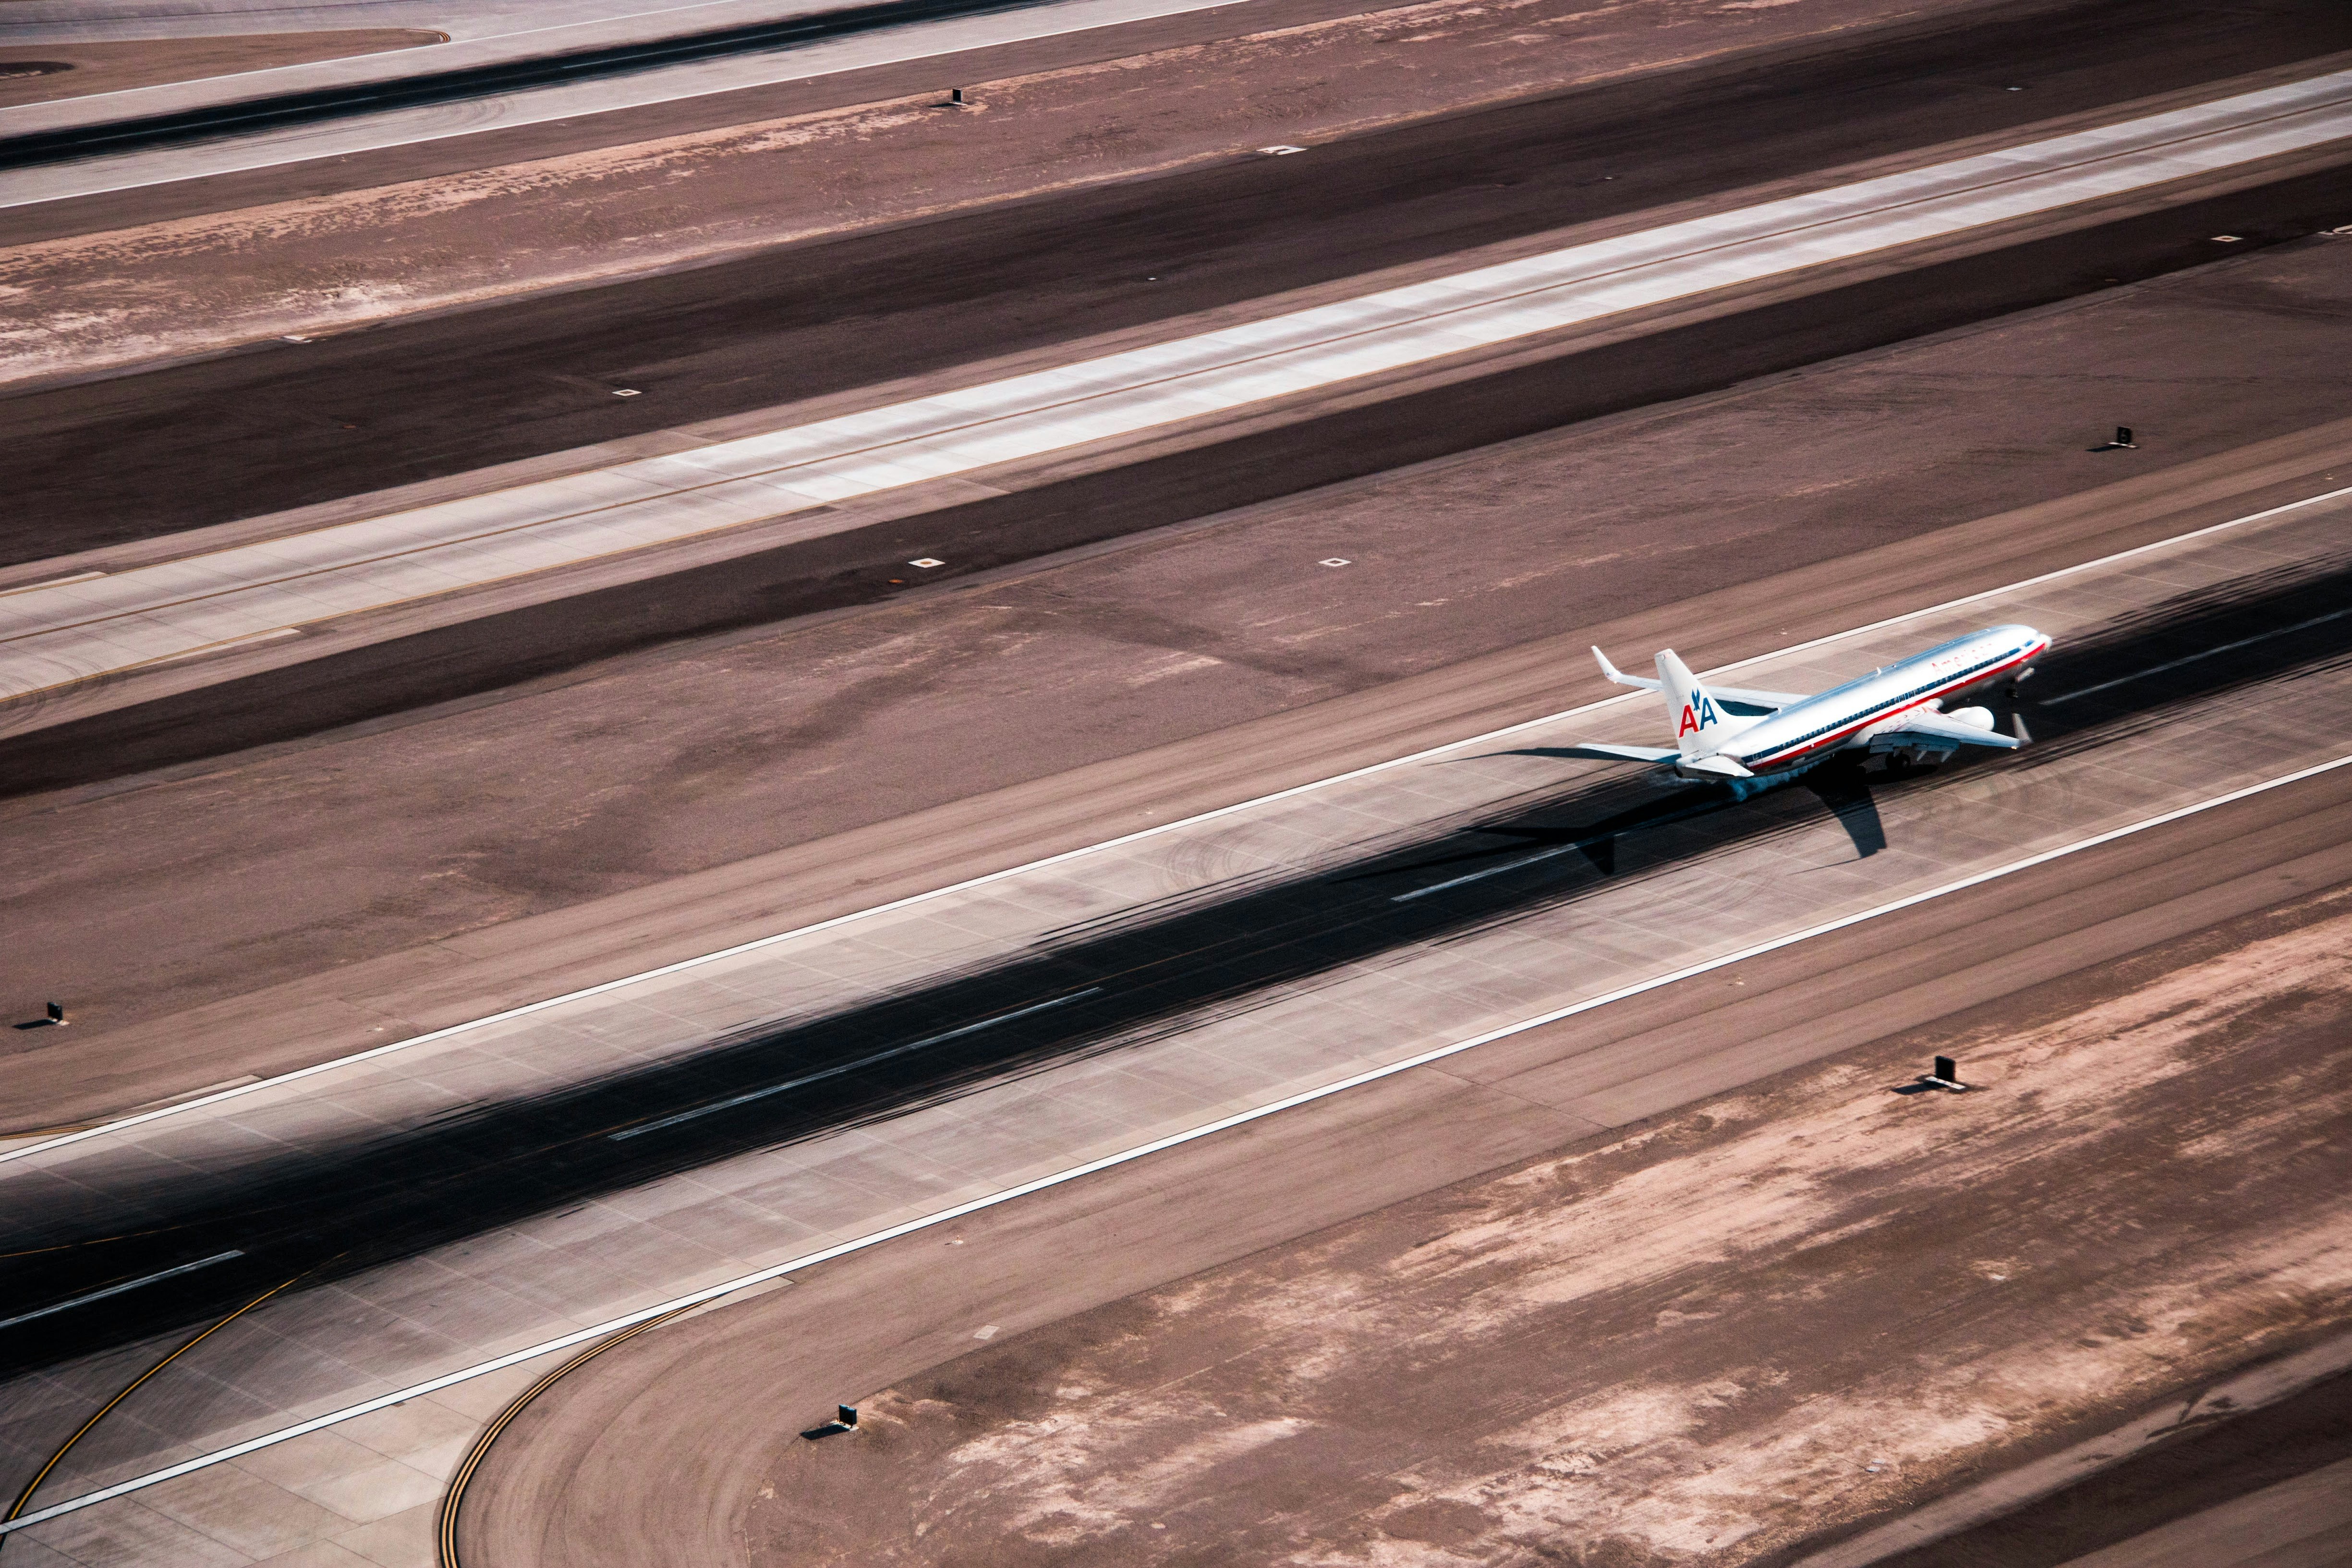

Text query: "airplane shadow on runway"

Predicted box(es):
[2, 555, 2348, 1378]
[1439, 754, 1890, 866]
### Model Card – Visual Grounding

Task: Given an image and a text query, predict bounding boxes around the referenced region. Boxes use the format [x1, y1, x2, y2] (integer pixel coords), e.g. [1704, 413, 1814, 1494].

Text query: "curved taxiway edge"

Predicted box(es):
[452, 765, 2352, 1566]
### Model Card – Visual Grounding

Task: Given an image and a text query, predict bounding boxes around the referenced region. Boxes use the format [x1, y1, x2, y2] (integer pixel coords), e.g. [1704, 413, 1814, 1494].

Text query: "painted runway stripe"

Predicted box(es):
[1394, 841, 1592, 903]
[6, 479, 2347, 1169]
[0, 1252, 243, 1335]
[7, 752, 2346, 1535]
[607, 987, 1104, 1139]
[2044, 605, 2352, 705]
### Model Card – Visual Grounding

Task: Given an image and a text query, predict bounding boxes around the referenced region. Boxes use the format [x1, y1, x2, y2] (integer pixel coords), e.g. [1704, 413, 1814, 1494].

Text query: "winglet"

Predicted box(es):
[1592, 646, 1659, 691]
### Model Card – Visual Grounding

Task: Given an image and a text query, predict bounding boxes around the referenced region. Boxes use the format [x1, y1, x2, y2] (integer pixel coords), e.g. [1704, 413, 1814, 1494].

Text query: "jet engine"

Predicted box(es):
[1944, 705, 1996, 731]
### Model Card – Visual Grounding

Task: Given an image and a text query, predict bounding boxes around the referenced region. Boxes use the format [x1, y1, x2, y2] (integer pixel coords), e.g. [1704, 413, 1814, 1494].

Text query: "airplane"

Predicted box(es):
[1571, 623, 2050, 788]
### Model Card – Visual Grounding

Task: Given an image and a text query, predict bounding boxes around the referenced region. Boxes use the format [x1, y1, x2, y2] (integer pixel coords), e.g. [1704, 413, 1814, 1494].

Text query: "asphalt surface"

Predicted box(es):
[3, 557, 2343, 1382]
[4, 0, 2346, 568]
[448, 765, 2352, 1567]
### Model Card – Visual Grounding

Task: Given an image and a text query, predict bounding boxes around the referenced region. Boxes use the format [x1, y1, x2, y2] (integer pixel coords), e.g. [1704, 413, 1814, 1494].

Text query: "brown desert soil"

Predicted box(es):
[744, 889, 2352, 1567]
[0, 30, 447, 109]
[0, 0, 1981, 384]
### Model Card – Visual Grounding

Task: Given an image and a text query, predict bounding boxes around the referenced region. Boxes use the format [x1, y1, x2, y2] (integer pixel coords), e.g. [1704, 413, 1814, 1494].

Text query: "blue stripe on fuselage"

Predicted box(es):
[1734, 631, 2045, 771]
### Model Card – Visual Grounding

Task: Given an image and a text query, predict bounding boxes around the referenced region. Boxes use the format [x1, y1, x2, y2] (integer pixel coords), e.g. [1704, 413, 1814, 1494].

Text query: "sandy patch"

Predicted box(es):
[748, 895, 2352, 1565]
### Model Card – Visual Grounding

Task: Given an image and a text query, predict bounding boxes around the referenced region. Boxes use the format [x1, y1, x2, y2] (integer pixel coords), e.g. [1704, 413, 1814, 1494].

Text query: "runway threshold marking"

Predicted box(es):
[5, 478, 2348, 1172]
[6, 749, 2350, 1538]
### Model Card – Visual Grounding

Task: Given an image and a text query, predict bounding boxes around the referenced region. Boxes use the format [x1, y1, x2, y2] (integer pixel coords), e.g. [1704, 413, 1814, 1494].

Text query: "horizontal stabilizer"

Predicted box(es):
[1560, 742, 1680, 764]
[1879, 708, 2023, 749]
[1680, 754, 1756, 779]
[1588, 647, 1804, 714]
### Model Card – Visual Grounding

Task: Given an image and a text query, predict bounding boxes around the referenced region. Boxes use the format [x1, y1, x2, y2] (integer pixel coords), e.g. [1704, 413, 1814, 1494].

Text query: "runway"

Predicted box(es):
[12, 753, 2351, 1564]
[3, 485, 2347, 1554]
[7, 1, 2350, 1560]
[5, 61, 2348, 741]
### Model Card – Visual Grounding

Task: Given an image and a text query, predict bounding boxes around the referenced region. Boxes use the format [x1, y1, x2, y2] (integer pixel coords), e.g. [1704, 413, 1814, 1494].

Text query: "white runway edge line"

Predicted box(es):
[5, 66, 2352, 704]
[6, 478, 2347, 1169]
[7, 749, 2348, 1536]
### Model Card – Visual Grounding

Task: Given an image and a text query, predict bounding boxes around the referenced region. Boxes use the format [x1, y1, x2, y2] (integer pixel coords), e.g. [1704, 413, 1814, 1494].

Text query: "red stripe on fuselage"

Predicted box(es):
[1740, 641, 2044, 770]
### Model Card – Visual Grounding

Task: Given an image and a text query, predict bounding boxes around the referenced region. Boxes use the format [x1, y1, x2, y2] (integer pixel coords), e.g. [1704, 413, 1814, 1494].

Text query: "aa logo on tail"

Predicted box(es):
[1677, 693, 1720, 737]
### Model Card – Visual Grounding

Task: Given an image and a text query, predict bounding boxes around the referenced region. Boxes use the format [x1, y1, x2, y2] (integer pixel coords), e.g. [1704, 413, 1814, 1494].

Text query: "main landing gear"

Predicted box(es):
[1875, 745, 1953, 779]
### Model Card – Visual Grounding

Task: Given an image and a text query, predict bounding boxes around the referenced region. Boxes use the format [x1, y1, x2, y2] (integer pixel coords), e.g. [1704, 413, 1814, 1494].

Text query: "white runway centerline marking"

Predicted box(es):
[0, 1252, 244, 1335]
[6, 752, 2345, 1537]
[2043, 604, 2352, 704]
[607, 987, 1103, 1140]
[1393, 838, 1598, 902]
[5, 67, 2351, 720]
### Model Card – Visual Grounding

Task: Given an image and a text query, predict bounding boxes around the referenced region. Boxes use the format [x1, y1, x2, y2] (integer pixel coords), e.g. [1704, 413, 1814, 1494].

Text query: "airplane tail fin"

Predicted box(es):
[1657, 649, 1734, 759]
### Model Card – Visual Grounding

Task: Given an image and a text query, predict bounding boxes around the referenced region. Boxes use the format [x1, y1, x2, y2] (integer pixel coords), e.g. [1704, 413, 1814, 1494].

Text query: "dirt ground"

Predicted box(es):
[744, 888, 2352, 1568]
[0, 0, 1989, 384]
[0, 31, 446, 109]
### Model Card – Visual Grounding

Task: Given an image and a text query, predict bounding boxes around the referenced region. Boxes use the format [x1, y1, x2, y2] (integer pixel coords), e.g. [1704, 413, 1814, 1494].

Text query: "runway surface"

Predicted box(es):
[2049, 1457, 2352, 1568]
[2, 486, 2346, 1554]
[6, 59, 2348, 745]
[22, 786, 2349, 1567]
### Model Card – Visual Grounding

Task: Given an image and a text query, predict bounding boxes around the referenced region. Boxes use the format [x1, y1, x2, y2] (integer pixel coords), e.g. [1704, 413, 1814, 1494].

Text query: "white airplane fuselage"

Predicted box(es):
[1716, 623, 2049, 776]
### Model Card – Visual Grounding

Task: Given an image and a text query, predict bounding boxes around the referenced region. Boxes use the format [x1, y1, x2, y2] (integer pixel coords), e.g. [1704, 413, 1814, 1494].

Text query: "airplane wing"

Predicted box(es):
[1876, 707, 2023, 749]
[1557, 743, 1680, 764]
[1591, 646, 1806, 715]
